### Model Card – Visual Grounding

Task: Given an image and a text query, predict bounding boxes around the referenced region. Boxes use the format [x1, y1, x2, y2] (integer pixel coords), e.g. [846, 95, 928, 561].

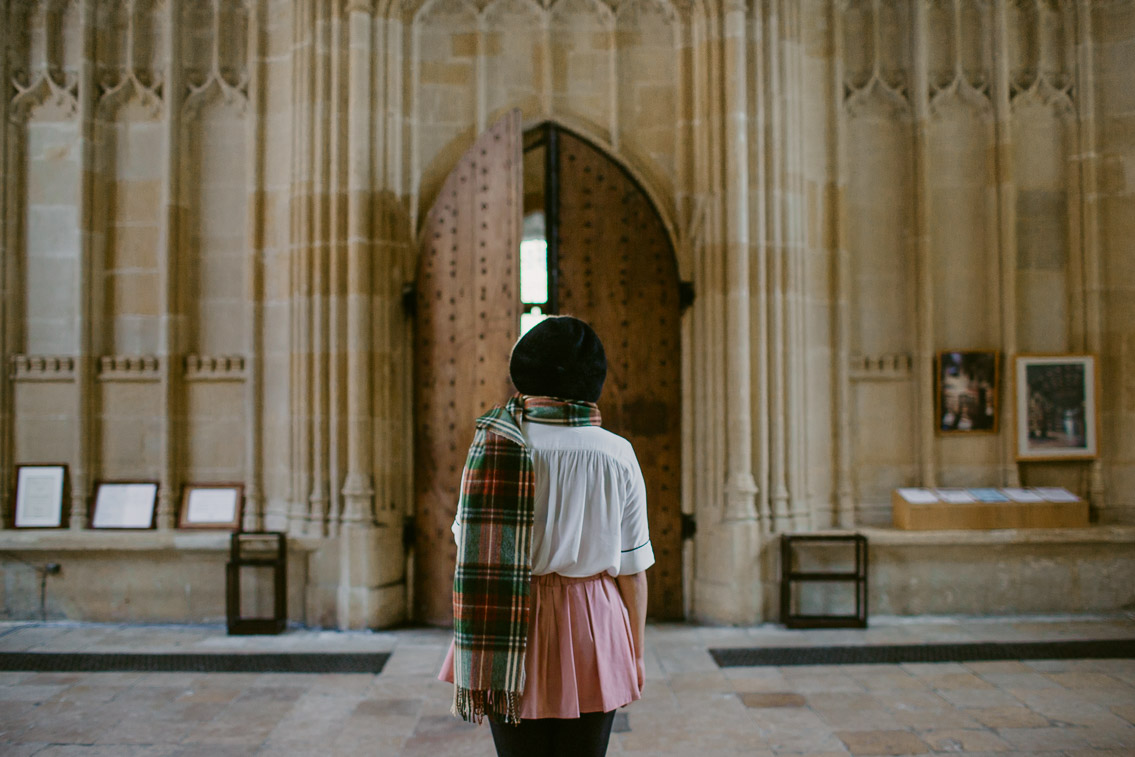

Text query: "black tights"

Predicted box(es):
[488, 710, 616, 757]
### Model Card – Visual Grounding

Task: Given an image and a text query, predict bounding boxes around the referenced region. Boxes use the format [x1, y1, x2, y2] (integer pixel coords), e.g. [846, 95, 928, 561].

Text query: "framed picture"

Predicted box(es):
[13, 464, 69, 528]
[1014, 354, 1099, 461]
[179, 484, 243, 530]
[91, 481, 159, 529]
[936, 350, 999, 434]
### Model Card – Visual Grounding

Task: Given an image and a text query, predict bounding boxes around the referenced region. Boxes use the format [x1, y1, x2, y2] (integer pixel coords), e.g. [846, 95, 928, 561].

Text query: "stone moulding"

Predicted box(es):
[848, 353, 912, 382]
[10, 355, 77, 382]
[184, 354, 246, 382]
[97, 355, 160, 382]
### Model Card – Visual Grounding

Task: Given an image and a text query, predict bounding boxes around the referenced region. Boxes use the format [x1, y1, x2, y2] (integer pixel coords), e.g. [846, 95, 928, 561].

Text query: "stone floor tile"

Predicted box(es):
[749, 708, 849, 753]
[0, 684, 69, 701]
[31, 747, 171, 757]
[920, 728, 1013, 752]
[872, 690, 952, 711]
[920, 671, 996, 690]
[969, 705, 1051, 728]
[1046, 671, 1130, 689]
[890, 707, 983, 730]
[399, 727, 497, 757]
[234, 686, 306, 704]
[725, 667, 788, 692]
[667, 670, 730, 694]
[935, 687, 1025, 708]
[168, 745, 261, 757]
[965, 661, 1036, 674]
[739, 692, 807, 708]
[0, 745, 52, 756]
[844, 670, 929, 692]
[1113, 704, 1135, 725]
[978, 672, 1063, 689]
[899, 662, 970, 676]
[50, 684, 131, 704]
[1009, 687, 1110, 722]
[995, 725, 1094, 750]
[779, 671, 866, 693]
[174, 686, 244, 704]
[653, 644, 720, 675]
[834, 729, 930, 755]
[130, 673, 201, 689]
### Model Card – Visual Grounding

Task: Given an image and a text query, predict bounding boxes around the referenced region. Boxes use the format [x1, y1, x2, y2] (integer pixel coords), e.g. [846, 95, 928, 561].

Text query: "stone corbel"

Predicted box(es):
[848, 353, 913, 382]
[11, 355, 77, 382]
[184, 354, 247, 381]
[98, 355, 161, 382]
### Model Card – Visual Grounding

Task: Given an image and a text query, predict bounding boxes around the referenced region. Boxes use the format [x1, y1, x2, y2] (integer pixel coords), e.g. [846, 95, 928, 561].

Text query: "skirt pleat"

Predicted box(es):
[439, 572, 640, 719]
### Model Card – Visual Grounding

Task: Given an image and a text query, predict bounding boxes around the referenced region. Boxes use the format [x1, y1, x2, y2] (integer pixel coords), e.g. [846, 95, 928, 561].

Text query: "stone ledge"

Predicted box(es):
[0, 531, 323, 553]
[858, 525, 1135, 547]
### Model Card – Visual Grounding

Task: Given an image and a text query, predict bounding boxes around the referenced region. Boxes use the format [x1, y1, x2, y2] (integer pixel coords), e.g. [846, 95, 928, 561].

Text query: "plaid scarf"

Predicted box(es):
[452, 394, 602, 724]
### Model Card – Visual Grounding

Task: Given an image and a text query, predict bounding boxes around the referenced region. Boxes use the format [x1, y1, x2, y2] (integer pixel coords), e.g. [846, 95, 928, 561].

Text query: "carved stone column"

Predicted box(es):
[1074, 0, 1105, 512]
[992, 0, 1021, 488]
[156, 0, 184, 531]
[911, 0, 936, 489]
[694, 0, 760, 625]
[723, 0, 757, 524]
[338, 0, 404, 629]
[289, 0, 314, 536]
[71, 0, 97, 530]
[0, 6, 11, 530]
[244, 0, 266, 531]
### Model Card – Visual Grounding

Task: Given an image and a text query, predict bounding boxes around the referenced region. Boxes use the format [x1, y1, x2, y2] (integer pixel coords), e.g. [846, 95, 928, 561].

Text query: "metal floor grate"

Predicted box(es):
[0, 652, 390, 674]
[710, 639, 1135, 668]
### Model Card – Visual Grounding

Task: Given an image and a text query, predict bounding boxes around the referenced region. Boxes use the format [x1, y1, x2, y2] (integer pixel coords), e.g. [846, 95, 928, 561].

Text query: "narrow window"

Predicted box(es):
[520, 212, 549, 336]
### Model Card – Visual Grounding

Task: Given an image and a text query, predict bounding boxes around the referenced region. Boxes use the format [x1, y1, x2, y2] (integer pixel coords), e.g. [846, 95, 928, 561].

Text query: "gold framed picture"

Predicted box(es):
[936, 350, 999, 435]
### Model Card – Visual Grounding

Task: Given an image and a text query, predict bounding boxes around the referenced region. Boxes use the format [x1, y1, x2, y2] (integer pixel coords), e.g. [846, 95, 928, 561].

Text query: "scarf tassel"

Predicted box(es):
[452, 686, 523, 726]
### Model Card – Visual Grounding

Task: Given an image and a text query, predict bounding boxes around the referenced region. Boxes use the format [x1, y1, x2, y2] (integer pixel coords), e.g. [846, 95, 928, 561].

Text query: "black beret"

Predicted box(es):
[509, 316, 607, 403]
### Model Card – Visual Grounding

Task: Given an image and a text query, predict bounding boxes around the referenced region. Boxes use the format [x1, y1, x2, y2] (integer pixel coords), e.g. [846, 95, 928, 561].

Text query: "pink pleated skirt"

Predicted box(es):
[439, 572, 641, 719]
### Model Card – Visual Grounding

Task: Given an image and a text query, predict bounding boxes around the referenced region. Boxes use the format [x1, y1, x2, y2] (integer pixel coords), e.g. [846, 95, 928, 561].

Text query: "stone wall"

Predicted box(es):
[0, 0, 1131, 628]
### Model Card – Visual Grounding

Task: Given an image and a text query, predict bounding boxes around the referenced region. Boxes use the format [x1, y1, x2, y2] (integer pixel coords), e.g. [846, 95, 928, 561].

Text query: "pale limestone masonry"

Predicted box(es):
[1, 0, 1133, 628]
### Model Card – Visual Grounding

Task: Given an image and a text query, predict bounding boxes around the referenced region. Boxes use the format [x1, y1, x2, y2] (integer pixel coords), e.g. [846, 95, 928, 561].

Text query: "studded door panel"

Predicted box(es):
[413, 111, 522, 625]
[555, 132, 683, 619]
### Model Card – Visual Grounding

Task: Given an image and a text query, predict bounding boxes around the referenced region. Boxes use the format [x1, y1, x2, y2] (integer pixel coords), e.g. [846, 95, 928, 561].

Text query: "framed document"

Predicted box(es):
[179, 484, 243, 530]
[13, 464, 69, 528]
[1014, 354, 1099, 460]
[91, 482, 159, 529]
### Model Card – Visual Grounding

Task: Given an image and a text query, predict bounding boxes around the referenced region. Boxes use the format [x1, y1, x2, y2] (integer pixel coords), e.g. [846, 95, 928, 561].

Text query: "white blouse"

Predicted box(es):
[453, 421, 654, 577]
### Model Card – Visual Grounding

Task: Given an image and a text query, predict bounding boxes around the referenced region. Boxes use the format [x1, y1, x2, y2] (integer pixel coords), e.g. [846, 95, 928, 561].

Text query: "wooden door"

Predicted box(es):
[413, 111, 522, 625]
[555, 131, 683, 620]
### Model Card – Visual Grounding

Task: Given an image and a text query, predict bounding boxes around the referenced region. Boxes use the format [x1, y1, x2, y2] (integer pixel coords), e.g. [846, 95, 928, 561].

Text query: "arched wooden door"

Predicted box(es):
[413, 111, 522, 625]
[553, 130, 683, 620]
[413, 116, 683, 624]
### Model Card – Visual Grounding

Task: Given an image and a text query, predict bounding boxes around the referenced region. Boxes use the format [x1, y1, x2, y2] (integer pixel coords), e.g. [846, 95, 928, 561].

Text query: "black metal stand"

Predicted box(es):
[226, 532, 287, 635]
[779, 533, 868, 629]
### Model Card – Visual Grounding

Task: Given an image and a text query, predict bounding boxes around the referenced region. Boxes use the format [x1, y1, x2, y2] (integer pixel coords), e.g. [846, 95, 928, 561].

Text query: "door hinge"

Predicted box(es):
[681, 512, 697, 540]
[402, 517, 417, 549]
[679, 281, 695, 313]
[402, 283, 417, 317]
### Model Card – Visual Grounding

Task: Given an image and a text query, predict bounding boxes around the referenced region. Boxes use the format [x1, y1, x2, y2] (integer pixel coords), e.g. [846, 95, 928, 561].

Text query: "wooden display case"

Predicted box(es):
[892, 488, 1088, 530]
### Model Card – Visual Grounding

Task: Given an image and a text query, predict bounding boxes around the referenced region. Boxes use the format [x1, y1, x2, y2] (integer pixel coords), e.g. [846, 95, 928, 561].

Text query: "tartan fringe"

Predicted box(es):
[452, 686, 523, 725]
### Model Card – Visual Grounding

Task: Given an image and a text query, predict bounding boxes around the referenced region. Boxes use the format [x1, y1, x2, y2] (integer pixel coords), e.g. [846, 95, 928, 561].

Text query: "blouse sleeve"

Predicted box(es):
[618, 451, 655, 575]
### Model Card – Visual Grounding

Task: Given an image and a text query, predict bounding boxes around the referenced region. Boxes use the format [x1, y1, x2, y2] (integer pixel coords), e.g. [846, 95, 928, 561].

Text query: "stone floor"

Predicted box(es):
[1, 615, 1134, 756]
